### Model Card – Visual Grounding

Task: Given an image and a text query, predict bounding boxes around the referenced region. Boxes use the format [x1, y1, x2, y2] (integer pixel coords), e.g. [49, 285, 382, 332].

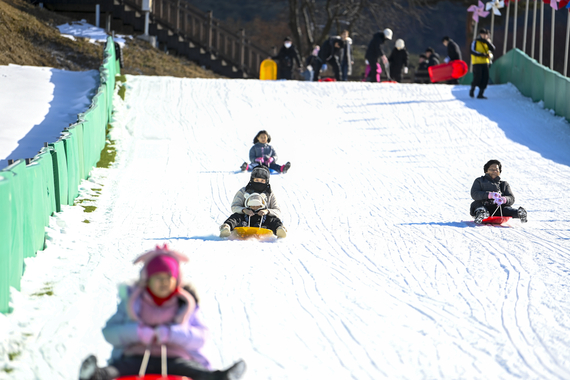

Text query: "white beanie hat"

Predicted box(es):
[383, 28, 393, 40]
[245, 193, 267, 208]
[395, 39, 405, 50]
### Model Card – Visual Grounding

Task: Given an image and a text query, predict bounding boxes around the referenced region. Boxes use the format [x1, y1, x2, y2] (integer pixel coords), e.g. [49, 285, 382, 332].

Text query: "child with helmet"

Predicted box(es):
[220, 165, 287, 238]
[388, 39, 409, 82]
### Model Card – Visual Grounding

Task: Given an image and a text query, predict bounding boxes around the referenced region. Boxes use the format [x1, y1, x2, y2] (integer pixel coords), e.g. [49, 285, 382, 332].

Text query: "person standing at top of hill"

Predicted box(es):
[424, 47, 440, 67]
[442, 36, 462, 63]
[364, 28, 392, 82]
[272, 37, 301, 80]
[470, 28, 495, 99]
[442, 36, 462, 84]
[340, 30, 353, 81]
[388, 39, 409, 83]
[470, 159, 527, 224]
[313, 36, 344, 81]
[240, 130, 291, 174]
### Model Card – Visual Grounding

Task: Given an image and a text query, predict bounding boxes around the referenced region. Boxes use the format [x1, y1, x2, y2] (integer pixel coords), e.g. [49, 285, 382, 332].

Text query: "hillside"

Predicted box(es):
[0, 0, 219, 78]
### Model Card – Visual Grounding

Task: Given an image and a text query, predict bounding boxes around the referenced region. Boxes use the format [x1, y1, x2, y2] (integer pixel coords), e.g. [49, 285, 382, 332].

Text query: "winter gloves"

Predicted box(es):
[255, 156, 274, 165]
[488, 192, 507, 205]
[137, 324, 170, 345]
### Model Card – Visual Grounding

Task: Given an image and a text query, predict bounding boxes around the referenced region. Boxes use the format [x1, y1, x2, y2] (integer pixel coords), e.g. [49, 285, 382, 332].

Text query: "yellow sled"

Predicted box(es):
[233, 226, 274, 239]
[259, 59, 277, 80]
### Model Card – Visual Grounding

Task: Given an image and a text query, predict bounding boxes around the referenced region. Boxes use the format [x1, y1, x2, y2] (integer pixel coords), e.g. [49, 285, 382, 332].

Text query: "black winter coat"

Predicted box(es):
[318, 37, 343, 62]
[470, 174, 515, 207]
[365, 32, 387, 62]
[273, 45, 301, 69]
[388, 48, 409, 73]
[446, 39, 462, 61]
[427, 52, 440, 67]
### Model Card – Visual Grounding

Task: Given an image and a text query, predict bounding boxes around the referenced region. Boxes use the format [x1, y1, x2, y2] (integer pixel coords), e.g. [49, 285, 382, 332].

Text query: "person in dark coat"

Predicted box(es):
[272, 37, 301, 80]
[388, 39, 409, 83]
[364, 28, 392, 82]
[305, 45, 320, 81]
[470, 28, 495, 99]
[470, 159, 527, 224]
[414, 54, 430, 84]
[425, 47, 440, 67]
[313, 36, 344, 81]
[442, 36, 462, 84]
[442, 36, 462, 62]
[340, 30, 353, 81]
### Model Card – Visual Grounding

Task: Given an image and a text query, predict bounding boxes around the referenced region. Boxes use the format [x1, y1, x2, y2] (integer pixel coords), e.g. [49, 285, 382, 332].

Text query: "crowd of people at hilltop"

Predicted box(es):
[269, 27, 495, 97]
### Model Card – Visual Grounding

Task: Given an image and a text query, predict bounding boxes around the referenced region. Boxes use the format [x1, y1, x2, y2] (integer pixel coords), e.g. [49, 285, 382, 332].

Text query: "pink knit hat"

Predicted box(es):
[133, 244, 189, 285]
[146, 254, 179, 279]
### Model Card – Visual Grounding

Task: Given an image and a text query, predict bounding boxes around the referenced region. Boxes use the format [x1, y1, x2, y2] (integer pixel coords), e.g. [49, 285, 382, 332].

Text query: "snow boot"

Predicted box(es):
[517, 207, 528, 223]
[276, 226, 287, 238]
[220, 223, 231, 238]
[79, 355, 97, 380]
[281, 162, 291, 174]
[240, 162, 248, 172]
[474, 207, 489, 224]
[469, 87, 475, 98]
[221, 359, 246, 380]
[477, 89, 487, 99]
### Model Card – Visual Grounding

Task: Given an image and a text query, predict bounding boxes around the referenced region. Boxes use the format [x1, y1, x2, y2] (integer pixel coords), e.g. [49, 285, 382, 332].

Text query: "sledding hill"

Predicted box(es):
[3, 78, 570, 379]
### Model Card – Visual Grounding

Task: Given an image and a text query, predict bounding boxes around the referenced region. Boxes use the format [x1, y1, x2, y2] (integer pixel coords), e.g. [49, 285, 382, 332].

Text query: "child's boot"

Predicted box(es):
[220, 224, 231, 237]
[222, 359, 246, 380]
[79, 355, 98, 380]
[240, 162, 248, 171]
[474, 207, 489, 224]
[517, 207, 528, 223]
[276, 226, 287, 238]
[281, 162, 291, 174]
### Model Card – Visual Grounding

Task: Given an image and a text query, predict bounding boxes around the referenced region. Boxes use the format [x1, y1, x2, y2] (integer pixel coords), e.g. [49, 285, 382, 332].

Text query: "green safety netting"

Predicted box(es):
[0, 37, 119, 313]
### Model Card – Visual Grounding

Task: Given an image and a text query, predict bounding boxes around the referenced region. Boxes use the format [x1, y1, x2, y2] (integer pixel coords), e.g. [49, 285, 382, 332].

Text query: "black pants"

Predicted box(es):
[312, 57, 340, 81]
[90, 356, 225, 380]
[277, 67, 293, 80]
[471, 64, 489, 92]
[470, 201, 520, 218]
[224, 213, 283, 234]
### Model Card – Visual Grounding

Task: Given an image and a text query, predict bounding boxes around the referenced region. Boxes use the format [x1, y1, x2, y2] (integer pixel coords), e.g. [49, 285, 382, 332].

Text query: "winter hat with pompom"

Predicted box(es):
[134, 244, 188, 285]
[146, 254, 180, 279]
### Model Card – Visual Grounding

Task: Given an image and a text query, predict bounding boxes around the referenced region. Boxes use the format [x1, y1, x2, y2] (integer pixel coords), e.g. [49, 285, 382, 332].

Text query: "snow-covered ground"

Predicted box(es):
[57, 20, 128, 47]
[1, 75, 570, 380]
[0, 65, 99, 169]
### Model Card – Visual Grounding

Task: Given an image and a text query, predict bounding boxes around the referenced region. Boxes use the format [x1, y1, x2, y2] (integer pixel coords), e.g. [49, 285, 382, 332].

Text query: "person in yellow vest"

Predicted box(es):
[470, 28, 495, 99]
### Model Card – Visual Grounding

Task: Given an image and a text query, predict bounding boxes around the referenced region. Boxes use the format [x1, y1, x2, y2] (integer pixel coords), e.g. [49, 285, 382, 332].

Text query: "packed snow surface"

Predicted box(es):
[2, 76, 570, 380]
[0, 65, 98, 169]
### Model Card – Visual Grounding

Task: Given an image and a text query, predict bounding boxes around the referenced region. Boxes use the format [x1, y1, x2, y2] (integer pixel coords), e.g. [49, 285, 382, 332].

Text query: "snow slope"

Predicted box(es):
[2, 77, 570, 380]
[0, 65, 98, 169]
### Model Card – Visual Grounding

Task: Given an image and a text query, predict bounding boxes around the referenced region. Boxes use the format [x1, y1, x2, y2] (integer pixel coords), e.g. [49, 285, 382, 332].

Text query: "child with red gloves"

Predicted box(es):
[240, 130, 291, 173]
[78, 245, 246, 380]
[470, 159, 528, 224]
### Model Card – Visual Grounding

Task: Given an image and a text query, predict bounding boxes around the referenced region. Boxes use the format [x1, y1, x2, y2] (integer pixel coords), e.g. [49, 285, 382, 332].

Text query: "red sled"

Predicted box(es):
[481, 216, 512, 225]
[318, 77, 336, 82]
[428, 60, 468, 83]
[116, 376, 191, 380]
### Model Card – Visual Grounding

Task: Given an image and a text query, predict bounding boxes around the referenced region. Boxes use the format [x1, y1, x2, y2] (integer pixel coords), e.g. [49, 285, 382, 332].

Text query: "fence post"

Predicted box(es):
[95, 4, 100, 27]
[240, 29, 245, 69]
[207, 11, 213, 50]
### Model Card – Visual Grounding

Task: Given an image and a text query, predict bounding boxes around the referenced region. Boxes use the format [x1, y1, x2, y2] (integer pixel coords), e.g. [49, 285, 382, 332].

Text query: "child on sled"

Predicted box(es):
[240, 130, 291, 173]
[221, 165, 287, 238]
[470, 159, 528, 224]
[78, 245, 246, 380]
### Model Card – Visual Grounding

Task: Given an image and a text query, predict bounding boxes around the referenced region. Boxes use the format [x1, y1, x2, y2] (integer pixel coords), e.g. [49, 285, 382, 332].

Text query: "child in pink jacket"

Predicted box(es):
[79, 244, 245, 380]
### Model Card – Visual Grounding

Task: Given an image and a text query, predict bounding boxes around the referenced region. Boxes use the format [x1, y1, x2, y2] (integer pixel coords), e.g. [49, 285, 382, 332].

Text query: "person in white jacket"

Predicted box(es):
[220, 165, 287, 238]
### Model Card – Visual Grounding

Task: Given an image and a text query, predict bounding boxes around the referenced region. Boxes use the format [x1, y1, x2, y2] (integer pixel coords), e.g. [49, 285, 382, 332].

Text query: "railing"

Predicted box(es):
[123, 0, 268, 77]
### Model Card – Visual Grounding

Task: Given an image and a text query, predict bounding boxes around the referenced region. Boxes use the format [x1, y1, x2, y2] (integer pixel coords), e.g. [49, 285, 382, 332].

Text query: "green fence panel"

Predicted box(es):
[23, 162, 42, 258]
[0, 174, 12, 313]
[566, 79, 570, 121]
[63, 131, 80, 203]
[554, 72, 568, 119]
[36, 148, 56, 220]
[530, 60, 545, 103]
[518, 52, 534, 98]
[5, 161, 25, 291]
[49, 140, 68, 211]
[543, 70, 557, 111]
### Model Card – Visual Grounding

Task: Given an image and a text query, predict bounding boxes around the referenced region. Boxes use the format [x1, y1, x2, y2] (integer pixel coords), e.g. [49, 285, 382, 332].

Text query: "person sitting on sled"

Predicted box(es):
[240, 130, 291, 173]
[78, 245, 246, 380]
[470, 159, 528, 224]
[221, 165, 287, 238]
